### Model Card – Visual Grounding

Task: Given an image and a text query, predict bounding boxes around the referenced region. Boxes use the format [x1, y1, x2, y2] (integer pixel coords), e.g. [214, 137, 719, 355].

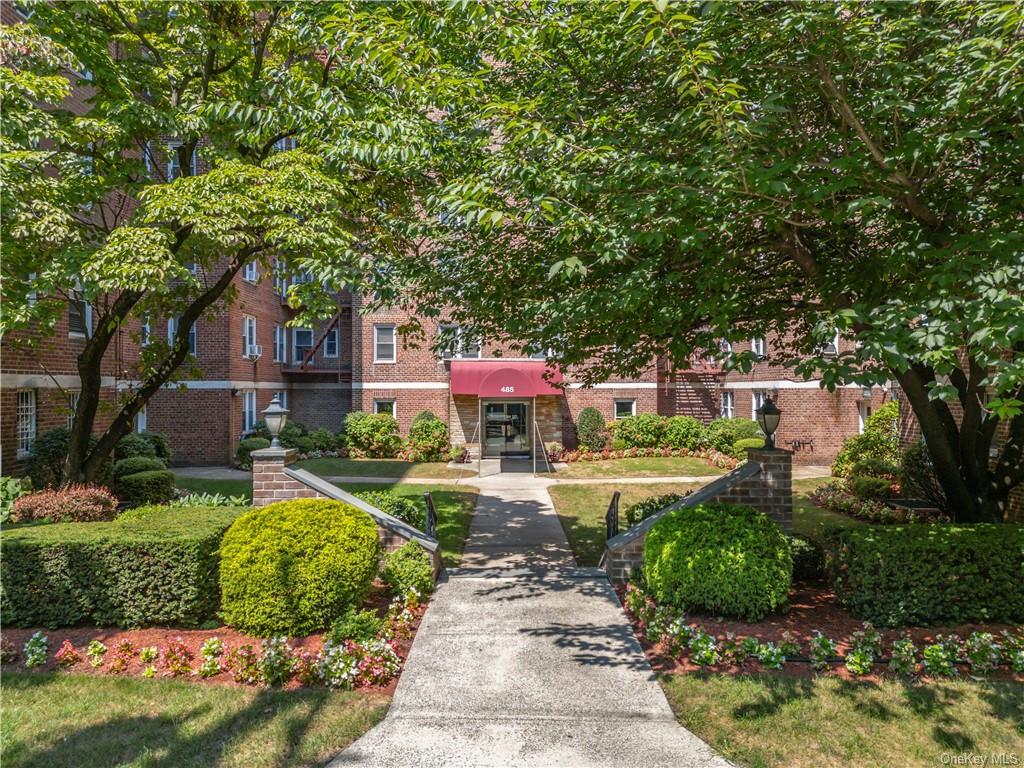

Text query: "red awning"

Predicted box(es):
[450, 360, 564, 398]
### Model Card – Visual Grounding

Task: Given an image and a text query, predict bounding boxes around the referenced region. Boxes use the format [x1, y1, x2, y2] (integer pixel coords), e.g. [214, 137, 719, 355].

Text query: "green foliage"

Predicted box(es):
[115, 433, 158, 461]
[705, 419, 762, 455]
[235, 437, 271, 469]
[10, 484, 119, 523]
[0, 477, 31, 523]
[622, 493, 683, 527]
[219, 499, 380, 635]
[0, 506, 240, 627]
[379, 541, 435, 596]
[354, 491, 424, 529]
[787, 534, 825, 582]
[309, 428, 337, 452]
[832, 402, 899, 477]
[406, 415, 450, 462]
[608, 413, 666, 449]
[732, 437, 765, 457]
[113, 456, 166, 480]
[848, 475, 892, 501]
[168, 492, 249, 508]
[663, 416, 707, 451]
[575, 407, 608, 452]
[644, 502, 792, 621]
[279, 421, 310, 450]
[293, 436, 316, 455]
[850, 457, 899, 480]
[137, 432, 173, 463]
[827, 524, 1024, 626]
[329, 607, 385, 645]
[345, 413, 401, 458]
[26, 428, 72, 489]
[900, 440, 948, 512]
[117, 470, 176, 508]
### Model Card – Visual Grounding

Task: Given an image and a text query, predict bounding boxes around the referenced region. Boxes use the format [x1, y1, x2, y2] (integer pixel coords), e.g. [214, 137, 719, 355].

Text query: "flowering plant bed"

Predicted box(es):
[809, 479, 948, 524]
[618, 583, 1024, 682]
[1, 587, 426, 694]
[557, 446, 738, 469]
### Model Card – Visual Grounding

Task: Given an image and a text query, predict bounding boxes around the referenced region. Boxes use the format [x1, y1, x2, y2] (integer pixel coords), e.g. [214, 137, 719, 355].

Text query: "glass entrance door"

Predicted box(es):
[483, 402, 530, 458]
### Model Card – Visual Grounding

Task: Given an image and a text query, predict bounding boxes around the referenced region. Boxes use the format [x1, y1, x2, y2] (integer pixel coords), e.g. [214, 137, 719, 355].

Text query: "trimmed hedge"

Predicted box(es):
[355, 490, 425, 529]
[732, 436, 765, 457]
[116, 432, 158, 460]
[219, 499, 381, 635]
[0, 506, 241, 627]
[235, 437, 270, 469]
[827, 524, 1024, 626]
[644, 502, 792, 620]
[117, 469, 176, 507]
[380, 541, 435, 595]
[114, 456, 166, 480]
[575, 407, 608, 452]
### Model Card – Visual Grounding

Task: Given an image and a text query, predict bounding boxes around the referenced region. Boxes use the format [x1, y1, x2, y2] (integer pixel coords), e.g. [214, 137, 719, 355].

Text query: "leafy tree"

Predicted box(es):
[1, 1, 435, 481]
[373, 1, 1024, 522]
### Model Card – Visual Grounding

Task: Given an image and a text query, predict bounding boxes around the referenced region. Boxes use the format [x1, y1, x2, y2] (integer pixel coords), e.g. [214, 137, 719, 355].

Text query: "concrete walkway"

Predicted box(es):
[331, 472, 731, 768]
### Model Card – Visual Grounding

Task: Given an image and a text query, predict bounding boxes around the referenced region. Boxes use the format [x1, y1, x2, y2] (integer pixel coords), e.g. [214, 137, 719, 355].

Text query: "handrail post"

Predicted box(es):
[605, 490, 620, 540]
[423, 491, 438, 539]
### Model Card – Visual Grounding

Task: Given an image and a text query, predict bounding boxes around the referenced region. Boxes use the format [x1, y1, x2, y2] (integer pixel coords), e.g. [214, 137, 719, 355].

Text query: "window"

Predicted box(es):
[140, 319, 151, 346]
[293, 327, 314, 364]
[16, 390, 36, 457]
[67, 391, 80, 429]
[752, 390, 770, 419]
[143, 141, 155, 175]
[26, 272, 37, 306]
[135, 405, 147, 433]
[242, 262, 258, 283]
[750, 337, 767, 358]
[374, 400, 396, 417]
[822, 329, 841, 356]
[67, 288, 91, 336]
[858, 402, 872, 434]
[167, 141, 197, 180]
[720, 391, 735, 418]
[374, 324, 396, 363]
[242, 390, 257, 433]
[324, 327, 339, 357]
[275, 390, 288, 410]
[273, 258, 288, 295]
[242, 315, 257, 358]
[718, 340, 733, 360]
[614, 399, 636, 419]
[438, 324, 479, 359]
[275, 137, 297, 152]
[273, 324, 287, 362]
[168, 317, 197, 355]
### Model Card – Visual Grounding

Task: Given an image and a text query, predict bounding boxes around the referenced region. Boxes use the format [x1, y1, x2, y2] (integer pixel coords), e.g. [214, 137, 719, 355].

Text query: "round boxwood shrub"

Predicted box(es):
[849, 475, 892, 501]
[219, 499, 381, 635]
[406, 414, 449, 461]
[235, 437, 271, 469]
[114, 456, 166, 480]
[26, 428, 113, 489]
[116, 432, 158, 460]
[355, 490, 425, 529]
[664, 415, 707, 451]
[732, 436, 765, 457]
[117, 469, 176, 507]
[309, 427, 337, 452]
[380, 541, 435, 595]
[137, 431, 173, 462]
[575, 407, 608, 452]
[644, 502, 792, 620]
[706, 417, 762, 454]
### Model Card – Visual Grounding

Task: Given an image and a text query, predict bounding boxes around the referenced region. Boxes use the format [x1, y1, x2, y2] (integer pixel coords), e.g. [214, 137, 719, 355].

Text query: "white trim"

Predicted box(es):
[566, 382, 658, 389]
[373, 399, 397, 417]
[613, 398, 637, 419]
[373, 324, 397, 363]
[356, 381, 448, 390]
[719, 379, 869, 390]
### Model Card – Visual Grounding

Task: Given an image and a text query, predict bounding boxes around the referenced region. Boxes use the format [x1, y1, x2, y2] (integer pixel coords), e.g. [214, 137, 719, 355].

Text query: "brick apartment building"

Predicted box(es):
[0, 3, 886, 472]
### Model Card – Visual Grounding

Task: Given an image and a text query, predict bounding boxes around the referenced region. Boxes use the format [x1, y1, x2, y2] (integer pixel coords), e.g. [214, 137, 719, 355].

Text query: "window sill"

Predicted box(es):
[68, 332, 87, 339]
[373, 359, 397, 365]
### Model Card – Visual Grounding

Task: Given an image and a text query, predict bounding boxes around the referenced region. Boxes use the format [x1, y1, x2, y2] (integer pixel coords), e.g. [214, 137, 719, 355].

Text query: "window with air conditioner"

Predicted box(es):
[242, 315, 258, 358]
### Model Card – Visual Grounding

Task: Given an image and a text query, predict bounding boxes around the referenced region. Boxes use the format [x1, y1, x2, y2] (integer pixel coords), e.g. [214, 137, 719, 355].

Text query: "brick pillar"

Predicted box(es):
[251, 447, 318, 507]
[744, 447, 793, 530]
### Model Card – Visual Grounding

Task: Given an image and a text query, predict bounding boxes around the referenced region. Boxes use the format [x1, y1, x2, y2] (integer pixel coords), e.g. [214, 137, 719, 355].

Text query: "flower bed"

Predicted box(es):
[619, 583, 1024, 682]
[1, 587, 426, 692]
[556, 445, 739, 469]
[809, 479, 948, 524]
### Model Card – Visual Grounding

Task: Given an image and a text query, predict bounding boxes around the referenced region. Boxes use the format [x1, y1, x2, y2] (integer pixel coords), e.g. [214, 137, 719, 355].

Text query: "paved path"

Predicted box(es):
[331, 472, 730, 768]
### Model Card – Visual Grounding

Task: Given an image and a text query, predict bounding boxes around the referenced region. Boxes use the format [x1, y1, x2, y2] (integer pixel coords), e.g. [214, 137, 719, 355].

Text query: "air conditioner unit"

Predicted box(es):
[245, 345, 262, 362]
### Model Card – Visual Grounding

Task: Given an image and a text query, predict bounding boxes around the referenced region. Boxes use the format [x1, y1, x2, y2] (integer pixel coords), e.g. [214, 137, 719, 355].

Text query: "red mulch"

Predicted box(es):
[616, 583, 1024, 683]
[1, 589, 425, 695]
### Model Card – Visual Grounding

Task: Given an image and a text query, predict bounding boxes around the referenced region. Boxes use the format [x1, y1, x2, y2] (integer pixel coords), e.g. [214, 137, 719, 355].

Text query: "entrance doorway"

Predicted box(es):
[483, 401, 530, 458]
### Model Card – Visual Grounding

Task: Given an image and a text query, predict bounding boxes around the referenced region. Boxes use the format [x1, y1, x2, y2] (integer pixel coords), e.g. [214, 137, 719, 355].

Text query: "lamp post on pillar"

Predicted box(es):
[756, 397, 782, 449]
[262, 394, 289, 448]
[251, 394, 294, 506]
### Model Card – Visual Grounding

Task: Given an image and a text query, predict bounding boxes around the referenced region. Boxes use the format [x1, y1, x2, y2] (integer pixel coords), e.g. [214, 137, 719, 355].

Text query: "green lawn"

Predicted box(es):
[296, 457, 473, 480]
[549, 482, 703, 566]
[546, 456, 726, 479]
[336, 482, 477, 568]
[662, 672, 1024, 768]
[791, 477, 863, 544]
[175, 477, 252, 500]
[1, 672, 388, 768]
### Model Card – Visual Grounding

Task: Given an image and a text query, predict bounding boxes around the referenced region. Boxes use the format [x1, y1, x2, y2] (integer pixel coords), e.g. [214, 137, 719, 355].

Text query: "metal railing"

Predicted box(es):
[605, 490, 621, 540]
[423, 491, 438, 539]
